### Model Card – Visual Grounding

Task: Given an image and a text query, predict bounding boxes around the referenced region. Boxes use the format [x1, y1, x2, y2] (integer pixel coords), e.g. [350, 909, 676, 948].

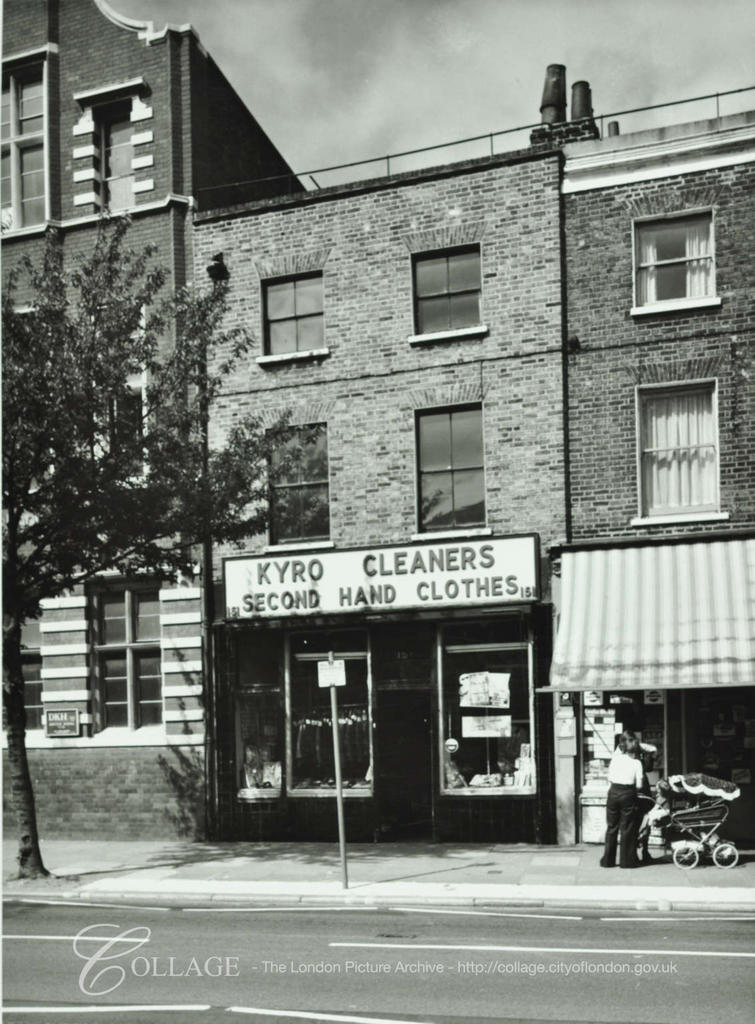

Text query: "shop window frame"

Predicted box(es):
[631, 209, 720, 316]
[284, 630, 374, 798]
[93, 584, 162, 730]
[415, 403, 486, 534]
[437, 624, 536, 798]
[21, 619, 43, 731]
[1, 60, 48, 233]
[633, 378, 722, 524]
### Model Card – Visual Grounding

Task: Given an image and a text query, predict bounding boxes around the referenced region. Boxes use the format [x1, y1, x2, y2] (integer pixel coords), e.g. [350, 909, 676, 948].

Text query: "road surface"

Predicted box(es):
[3, 898, 754, 1023]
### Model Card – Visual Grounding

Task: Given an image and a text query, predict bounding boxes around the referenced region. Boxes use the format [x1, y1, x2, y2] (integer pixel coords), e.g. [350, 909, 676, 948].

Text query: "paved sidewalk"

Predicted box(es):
[3, 839, 755, 911]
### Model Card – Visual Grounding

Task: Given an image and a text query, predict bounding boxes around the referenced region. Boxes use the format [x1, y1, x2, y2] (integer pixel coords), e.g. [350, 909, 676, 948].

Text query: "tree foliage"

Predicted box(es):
[2, 218, 284, 875]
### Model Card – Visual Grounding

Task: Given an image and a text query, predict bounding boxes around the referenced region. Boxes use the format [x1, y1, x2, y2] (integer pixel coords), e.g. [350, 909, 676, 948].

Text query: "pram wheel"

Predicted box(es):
[712, 843, 739, 869]
[672, 844, 700, 870]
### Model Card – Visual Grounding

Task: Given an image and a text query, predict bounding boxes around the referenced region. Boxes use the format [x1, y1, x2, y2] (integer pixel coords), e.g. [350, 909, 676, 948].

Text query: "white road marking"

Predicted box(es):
[6, 898, 168, 911]
[602, 921, 755, 929]
[329, 941, 755, 960]
[227, 1009, 436, 1024]
[183, 905, 379, 914]
[3, 1006, 210, 1014]
[393, 906, 583, 921]
[4, 933, 144, 942]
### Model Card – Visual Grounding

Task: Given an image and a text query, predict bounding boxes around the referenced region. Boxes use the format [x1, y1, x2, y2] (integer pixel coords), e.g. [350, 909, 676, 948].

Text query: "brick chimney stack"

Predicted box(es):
[530, 66, 600, 149]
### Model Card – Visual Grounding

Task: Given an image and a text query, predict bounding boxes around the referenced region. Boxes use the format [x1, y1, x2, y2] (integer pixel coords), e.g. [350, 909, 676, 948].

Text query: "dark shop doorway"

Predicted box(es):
[376, 689, 434, 839]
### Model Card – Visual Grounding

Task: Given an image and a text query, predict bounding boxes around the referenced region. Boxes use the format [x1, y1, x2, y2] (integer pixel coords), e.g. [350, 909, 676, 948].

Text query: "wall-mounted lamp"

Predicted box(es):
[567, 334, 581, 353]
[206, 252, 229, 283]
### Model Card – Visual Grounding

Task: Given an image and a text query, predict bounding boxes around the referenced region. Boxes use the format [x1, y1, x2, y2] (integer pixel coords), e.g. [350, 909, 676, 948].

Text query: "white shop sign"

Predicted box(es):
[224, 535, 538, 619]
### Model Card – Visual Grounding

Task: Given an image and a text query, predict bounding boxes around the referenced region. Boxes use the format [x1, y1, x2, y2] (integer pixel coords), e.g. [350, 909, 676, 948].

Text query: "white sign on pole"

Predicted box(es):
[317, 660, 347, 688]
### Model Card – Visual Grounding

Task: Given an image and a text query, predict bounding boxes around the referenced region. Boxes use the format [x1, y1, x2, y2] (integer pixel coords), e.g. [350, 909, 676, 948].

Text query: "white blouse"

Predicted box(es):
[607, 749, 644, 787]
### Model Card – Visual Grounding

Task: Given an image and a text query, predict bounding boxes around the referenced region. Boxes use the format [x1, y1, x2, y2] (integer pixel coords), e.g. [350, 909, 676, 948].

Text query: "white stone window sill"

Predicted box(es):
[264, 540, 334, 553]
[441, 787, 536, 797]
[256, 348, 330, 366]
[408, 324, 488, 345]
[630, 296, 721, 317]
[2, 724, 204, 749]
[288, 788, 373, 798]
[237, 788, 281, 802]
[410, 527, 492, 542]
[630, 511, 730, 527]
[2, 223, 49, 239]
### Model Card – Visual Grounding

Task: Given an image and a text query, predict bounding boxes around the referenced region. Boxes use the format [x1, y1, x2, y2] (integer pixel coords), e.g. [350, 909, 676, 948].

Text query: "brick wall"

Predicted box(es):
[3, 745, 205, 839]
[195, 153, 570, 588]
[564, 162, 755, 539]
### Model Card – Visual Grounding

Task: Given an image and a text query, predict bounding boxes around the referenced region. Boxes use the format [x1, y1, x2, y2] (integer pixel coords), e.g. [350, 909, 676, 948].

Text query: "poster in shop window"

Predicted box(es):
[459, 672, 510, 708]
[461, 714, 512, 738]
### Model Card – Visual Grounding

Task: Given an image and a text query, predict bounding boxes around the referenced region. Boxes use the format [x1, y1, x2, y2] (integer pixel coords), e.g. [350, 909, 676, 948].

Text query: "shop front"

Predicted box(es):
[215, 535, 555, 843]
[547, 535, 755, 845]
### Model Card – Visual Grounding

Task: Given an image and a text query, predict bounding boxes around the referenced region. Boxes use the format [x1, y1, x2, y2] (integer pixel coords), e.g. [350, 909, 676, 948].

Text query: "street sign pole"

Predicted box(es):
[329, 676, 348, 890]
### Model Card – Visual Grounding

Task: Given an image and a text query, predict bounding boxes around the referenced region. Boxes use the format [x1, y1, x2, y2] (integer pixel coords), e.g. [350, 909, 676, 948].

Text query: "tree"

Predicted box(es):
[2, 218, 284, 877]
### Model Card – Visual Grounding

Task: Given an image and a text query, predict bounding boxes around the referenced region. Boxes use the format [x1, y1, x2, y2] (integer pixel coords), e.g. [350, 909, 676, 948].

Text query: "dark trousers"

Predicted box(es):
[602, 783, 638, 868]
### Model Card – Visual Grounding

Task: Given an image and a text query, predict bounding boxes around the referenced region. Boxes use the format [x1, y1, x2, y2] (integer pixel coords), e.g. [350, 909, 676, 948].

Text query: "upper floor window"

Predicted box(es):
[1, 66, 45, 230]
[263, 274, 324, 356]
[270, 423, 330, 544]
[100, 103, 134, 212]
[413, 248, 481, 334]
[635, 214, 714, 309]
[417, 405, 485, 531]
[638, 383, 718, 518]
[95, 587, 161, 728]
[21, 619, 43, 731]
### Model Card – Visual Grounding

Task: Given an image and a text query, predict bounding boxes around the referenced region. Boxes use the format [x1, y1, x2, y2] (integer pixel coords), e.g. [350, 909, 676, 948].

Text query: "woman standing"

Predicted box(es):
[600, 731, 643, 869]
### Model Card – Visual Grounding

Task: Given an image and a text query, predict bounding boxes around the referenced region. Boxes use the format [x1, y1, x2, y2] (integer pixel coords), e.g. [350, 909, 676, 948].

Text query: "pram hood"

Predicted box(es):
[667, 773, 740, 801]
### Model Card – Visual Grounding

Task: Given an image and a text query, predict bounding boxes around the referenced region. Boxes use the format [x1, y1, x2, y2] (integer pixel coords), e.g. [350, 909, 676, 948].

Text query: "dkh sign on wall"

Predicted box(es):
[224, 536, 539, 619]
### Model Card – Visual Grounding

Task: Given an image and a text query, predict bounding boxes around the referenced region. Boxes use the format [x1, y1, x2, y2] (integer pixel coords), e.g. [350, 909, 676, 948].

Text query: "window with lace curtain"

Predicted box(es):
[637, 383, 719, 518]
[634, 213, 715, 310]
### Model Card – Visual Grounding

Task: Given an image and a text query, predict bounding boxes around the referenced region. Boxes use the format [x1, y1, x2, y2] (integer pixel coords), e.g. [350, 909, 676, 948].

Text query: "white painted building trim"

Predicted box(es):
[40, 619, 88, 634]
[160, 636, 202, 650]
[40, 644, 89, 656]
[563, 124, 755, 194]
[41, 667, 89, 680]
[3, 726, 204, 750]
[163, 660, 202, 674]
[131, 130, 154, 146]
[73, 144, 97, 160]
[256, 347, 330, 366]
[73, 191, 99, 207]
[410, 527, 492, 542]
[160, 588, 201, 602]
[73, 77, 145, 103]
[73, 168, 97, 183]
[130, 97, 152, 122]
[630, 511, 731, 527]
[133, 178, 154, 194]
[161, 612, 202, 625]
[40, 596, 87, 610]
[131, 154, 154, 170]
[164, 708, 205, 722]
[264, 541, 335, 553]
[408, 324, 489, 345]
[630, 296, 722, 317]
[2, 43, 59, 64]
[40, 690, 90, 703]
[164, 685, 203, 698]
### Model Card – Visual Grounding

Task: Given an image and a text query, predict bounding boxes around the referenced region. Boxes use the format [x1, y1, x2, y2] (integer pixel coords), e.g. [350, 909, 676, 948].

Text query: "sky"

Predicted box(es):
[114, 0, 755, 182]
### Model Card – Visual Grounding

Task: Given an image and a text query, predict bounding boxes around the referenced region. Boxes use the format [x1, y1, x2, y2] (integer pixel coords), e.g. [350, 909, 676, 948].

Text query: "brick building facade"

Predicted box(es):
[549, 111, 755, 846]
[2, 0, 293, 839]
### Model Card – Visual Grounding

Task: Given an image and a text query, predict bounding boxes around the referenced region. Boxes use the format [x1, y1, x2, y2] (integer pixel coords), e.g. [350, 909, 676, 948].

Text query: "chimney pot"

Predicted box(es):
[607, 120, 620, 136]
[540, 64, 566, 124]
[571, 81, 593, 121]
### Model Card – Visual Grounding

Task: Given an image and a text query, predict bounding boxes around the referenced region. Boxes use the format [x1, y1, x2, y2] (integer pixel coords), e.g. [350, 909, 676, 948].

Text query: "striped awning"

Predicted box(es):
[548, 538, 755, 691]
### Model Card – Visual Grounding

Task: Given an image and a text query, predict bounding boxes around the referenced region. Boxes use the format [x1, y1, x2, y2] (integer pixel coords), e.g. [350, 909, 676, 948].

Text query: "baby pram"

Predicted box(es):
[638, 772, 741, 870]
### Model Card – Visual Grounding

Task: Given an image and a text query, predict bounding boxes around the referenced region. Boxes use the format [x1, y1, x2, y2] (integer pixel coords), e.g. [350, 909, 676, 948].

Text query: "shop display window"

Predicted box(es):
[581, 691, 666, 792]
[289, 630, 372, 794]
[235, 633, 283, 799]
[440, 621, 535, 795]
